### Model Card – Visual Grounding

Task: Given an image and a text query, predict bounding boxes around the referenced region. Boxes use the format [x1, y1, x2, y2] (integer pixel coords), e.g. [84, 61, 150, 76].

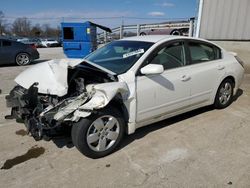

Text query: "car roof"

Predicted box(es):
[120, 35, 182, 43]
[119, 35, 223, 49]
[0, 37, 16, 41]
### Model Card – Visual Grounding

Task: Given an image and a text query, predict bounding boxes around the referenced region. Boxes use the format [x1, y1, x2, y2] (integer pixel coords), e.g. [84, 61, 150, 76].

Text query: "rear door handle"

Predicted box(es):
[181, 75, 191, 81]
[217, 65, 225, 70]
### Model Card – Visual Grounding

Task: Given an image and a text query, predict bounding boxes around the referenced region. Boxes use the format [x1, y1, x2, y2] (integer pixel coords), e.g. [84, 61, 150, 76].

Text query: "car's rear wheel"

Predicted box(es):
[71, 107, 125, 158]
[16, 53, 30, 66]
[140, 32, 146, 36]
[170, 29, 182, 36]
[214, 79, 234, 109]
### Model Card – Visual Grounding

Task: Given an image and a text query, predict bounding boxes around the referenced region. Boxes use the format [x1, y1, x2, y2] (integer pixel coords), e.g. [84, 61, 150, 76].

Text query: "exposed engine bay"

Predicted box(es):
[6, 59, 129, 140]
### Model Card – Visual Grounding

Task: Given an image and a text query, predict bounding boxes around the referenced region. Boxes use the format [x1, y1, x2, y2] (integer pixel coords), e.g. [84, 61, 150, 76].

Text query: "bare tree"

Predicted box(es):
[12, 17, 31, 36]
[0, 11, 6, 35]
[30, 24, 42, 37]
[42, 24, 60, 38]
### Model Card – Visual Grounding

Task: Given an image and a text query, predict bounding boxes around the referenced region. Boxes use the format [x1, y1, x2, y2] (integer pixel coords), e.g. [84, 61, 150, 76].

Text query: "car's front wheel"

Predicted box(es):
[71, 107, 125, 158]
[16, 53, 30, 66]
[214, 79, 234, 109]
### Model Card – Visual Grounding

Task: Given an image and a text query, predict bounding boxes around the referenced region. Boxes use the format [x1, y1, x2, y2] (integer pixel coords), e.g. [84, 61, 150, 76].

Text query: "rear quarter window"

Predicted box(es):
[188, 41, 221, 64]
[2, 40, 12, 47]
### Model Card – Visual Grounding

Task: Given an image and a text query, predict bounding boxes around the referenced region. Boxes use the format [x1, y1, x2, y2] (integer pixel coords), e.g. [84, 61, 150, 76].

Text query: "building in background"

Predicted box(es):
[196, 0, 250, 40]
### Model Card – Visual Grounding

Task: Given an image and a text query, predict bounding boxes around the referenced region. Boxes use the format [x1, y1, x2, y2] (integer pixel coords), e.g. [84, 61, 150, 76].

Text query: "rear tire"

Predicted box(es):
[16, 53, 30, 66]
[71, 107, 125, 158]
[214, 79, 234, 109]
[170, 29, 182, 36]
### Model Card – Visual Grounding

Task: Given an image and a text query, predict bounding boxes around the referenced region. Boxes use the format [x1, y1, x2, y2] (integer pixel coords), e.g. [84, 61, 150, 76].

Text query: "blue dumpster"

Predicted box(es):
[61, 22, 111, 58]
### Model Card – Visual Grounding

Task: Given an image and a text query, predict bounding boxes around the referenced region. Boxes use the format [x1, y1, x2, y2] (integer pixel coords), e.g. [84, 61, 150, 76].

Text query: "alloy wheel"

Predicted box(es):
[16, 54, 30, 65]
[219, 82, 232, 105]
[86, 115, 120, 152]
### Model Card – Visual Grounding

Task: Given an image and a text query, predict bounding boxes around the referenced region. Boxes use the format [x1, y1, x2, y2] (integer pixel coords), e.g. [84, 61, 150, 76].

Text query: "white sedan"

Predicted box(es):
[40, 39, 59, 47]
[6, 35, 245, 158]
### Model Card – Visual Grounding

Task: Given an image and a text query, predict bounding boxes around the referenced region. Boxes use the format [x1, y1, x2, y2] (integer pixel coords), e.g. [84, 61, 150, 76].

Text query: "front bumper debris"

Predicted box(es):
[6, 81, 129, 141]
[6, 83, 91, 141]
[5, 83, 45, 140]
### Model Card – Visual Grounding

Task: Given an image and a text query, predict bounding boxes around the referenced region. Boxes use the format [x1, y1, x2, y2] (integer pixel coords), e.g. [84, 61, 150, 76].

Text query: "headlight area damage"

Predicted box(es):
[5, 59, 129, 141]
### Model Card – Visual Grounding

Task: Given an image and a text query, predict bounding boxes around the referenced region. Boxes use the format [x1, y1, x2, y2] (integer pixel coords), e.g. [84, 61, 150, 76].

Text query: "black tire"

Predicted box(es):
[71, 121, 80, 148]
[140, 32, 146, 36]
[170, 29, 182, 36]
[16, 53, 30, 66]
[214, 79, 234, 109]
[71, 107, 125, 158]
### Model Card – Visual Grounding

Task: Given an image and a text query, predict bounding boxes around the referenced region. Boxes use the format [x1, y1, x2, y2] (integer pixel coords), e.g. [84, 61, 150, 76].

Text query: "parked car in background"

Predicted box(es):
[17, 38, 43, 48]
[17, 38, 35, 47]
[140, 27, 189, 36]
[29, 38, 43, 48]
[0, 38, 39, 66]
[40, 38, 59, 47]
[17, 38, 32, 44]
[6, 35, 244, 158]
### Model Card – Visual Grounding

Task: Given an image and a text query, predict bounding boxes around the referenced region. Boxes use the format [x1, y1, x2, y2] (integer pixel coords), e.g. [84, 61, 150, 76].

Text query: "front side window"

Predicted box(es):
[86, 40, 153, 74]
[149, 41, 186, 70]
[188, 42, 221, 64]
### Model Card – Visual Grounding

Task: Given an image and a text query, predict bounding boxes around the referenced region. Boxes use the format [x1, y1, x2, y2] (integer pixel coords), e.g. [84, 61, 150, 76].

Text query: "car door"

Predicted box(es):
[136, 40, 192, 123]
[186, 40, 225, 105]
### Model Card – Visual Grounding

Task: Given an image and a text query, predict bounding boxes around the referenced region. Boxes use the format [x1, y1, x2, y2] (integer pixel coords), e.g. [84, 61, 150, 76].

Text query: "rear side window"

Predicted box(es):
[188, 42, 221, 64]
[2, 40, 11, 47]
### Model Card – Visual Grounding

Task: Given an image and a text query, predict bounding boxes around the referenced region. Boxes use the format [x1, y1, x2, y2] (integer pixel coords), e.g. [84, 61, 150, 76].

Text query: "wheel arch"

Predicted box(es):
[108, 93, 129, 133]
[221, 75, 236, 88]
[139, 32, 146, 36]
[212, 75, 236, 104]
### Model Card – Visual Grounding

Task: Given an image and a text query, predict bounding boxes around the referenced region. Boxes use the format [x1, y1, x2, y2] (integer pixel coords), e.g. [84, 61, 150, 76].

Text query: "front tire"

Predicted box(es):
[71, 107, 125, 158]
[214, 79, 234, 109]
[16, 53, 30, 66]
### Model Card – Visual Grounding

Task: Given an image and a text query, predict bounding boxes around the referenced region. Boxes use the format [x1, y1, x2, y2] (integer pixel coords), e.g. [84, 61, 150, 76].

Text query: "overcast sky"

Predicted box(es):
[2, 0, 198, 28]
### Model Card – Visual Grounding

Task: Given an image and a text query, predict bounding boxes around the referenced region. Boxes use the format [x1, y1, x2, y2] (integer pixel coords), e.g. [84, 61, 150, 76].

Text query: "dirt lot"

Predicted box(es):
[0, 47, 250, 187]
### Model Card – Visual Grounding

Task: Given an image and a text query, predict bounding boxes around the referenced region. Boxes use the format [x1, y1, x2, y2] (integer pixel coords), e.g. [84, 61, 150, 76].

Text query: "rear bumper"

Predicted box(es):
[47, 43, 59, 47]
[31, 50, 40, 60]
[234, 65, 245, 95]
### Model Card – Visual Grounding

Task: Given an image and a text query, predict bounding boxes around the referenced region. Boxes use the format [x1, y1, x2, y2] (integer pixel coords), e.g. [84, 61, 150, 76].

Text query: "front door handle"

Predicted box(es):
[217, 65, 225, 70]
[181, 75, 191, 81]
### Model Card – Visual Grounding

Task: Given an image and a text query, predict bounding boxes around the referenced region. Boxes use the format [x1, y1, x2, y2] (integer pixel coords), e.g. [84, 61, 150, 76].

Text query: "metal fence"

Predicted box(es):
[98, 18, 195, 43]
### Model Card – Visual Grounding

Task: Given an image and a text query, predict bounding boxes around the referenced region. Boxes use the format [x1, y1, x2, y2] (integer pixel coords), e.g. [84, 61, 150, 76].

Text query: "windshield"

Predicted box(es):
[86, 40, 154, 74]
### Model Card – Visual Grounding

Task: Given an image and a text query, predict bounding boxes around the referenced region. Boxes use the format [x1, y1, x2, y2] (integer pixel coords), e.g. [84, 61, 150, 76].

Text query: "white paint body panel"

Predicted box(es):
[136, 66, 191, 123]
[14, 36, 245, 135]
[15, 59, 83, 96]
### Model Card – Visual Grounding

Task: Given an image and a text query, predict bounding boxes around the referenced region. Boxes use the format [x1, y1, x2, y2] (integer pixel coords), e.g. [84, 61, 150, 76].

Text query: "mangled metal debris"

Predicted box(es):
[6, 58, 130, 140]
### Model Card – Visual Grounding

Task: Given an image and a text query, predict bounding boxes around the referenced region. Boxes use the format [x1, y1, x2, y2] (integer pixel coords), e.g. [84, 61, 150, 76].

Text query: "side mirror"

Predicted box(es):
[140, 64, 164, 75]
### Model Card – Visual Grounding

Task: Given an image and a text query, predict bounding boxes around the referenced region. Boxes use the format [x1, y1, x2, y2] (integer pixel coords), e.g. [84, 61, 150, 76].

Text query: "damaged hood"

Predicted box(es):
[15, 59, 115, 97]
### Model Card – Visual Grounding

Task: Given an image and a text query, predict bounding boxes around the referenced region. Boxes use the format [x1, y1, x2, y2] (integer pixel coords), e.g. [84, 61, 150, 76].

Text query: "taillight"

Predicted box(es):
[30, 44, 37, 50]
[235, 56, 244, 68]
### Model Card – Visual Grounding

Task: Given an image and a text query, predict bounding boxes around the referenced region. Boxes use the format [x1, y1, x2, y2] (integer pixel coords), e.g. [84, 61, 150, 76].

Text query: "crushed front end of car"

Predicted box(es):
[5, 59, 129, 141]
